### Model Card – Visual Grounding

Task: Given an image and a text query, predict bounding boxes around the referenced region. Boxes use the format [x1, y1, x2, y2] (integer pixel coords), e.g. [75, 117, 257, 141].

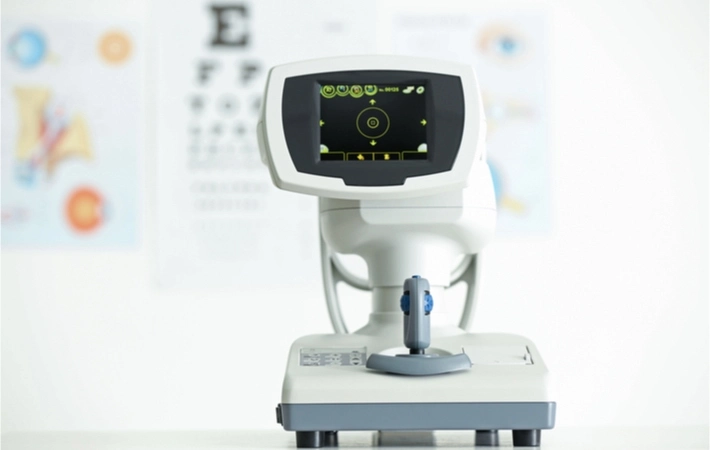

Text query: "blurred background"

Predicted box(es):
[1, 0, 708, 435]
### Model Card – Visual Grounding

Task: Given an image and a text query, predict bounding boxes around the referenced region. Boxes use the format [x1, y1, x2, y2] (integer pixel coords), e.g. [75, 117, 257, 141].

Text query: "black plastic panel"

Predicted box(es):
[282, 70, 465, 187]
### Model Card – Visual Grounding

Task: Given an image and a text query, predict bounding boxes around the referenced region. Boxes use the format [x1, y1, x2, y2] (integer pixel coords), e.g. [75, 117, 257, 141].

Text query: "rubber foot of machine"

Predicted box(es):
[296, 431, 324, 448]
[323, 431, 338, 447]
[475, 430, 499, 446]
[512, 429, 541, 447]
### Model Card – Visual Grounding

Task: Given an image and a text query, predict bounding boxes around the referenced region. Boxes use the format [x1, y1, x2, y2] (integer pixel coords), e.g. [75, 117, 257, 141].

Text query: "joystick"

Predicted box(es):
[366, 275, 472, 376]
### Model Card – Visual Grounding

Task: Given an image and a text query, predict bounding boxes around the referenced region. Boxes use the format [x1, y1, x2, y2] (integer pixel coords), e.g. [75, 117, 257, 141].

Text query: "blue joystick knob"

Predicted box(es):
[400, 294, 410, 313]
[401, 284, 433, 314]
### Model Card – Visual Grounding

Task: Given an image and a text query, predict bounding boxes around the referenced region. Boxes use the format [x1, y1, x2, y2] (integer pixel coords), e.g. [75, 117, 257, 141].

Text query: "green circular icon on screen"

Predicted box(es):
[336, 85, 349, 96]
[356, 107, 390, 139]
[350, 85, 364, 98]
[364, 85, 377, 96]
[321, 85, 336, 98]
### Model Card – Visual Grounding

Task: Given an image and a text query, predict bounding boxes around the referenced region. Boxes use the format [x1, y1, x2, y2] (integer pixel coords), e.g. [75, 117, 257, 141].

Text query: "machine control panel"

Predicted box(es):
[319, 83, 427, 162]
[281, 70, 464, 187]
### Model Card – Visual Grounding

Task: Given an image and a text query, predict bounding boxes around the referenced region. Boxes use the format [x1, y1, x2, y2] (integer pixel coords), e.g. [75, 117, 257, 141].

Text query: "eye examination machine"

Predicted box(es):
[257, 56, 555, 448]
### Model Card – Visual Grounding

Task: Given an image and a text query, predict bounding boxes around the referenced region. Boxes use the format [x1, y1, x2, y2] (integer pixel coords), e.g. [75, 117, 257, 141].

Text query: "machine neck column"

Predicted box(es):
[372, 287, 404, 313]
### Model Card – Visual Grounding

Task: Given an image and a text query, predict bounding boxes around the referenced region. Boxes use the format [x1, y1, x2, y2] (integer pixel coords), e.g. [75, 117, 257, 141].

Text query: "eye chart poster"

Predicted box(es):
[1, 21, 141, 247]
[155, 1, 376, 287]
[390, 11, 550, 234]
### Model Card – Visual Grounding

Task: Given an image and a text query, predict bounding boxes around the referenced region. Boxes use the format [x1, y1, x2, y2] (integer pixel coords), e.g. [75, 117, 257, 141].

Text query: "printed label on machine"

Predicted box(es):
[299, 348, 367, 367]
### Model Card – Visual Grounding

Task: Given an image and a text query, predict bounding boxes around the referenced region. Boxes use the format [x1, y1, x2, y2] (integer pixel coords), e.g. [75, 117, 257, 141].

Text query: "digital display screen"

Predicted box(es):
[318, 83, 428, 162]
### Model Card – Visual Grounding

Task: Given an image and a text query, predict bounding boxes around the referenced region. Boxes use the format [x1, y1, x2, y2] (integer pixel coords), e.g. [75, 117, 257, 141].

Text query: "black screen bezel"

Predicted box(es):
[282, 70, 465, 187]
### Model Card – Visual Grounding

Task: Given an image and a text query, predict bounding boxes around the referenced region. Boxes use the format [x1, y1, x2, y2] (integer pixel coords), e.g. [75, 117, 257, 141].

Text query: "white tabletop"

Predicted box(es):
[2, 427, 708, 450]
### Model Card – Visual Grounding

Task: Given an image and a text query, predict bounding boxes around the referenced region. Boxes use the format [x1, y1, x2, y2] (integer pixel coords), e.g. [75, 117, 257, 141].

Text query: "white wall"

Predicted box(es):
[2, 0, 708, 433]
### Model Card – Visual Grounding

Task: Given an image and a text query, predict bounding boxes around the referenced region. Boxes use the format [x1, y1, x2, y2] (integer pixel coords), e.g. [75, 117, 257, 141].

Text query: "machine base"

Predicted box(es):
[278, 401, 555, 430]
[279, 331, 555, 447]
[290, 429, 544, 448]
[278, 401, 555, 448]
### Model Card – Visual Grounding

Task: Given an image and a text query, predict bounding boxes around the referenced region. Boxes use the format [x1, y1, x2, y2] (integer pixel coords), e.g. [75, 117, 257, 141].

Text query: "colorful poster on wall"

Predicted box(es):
[1, 21, 141, 247]
[390, 12, 551, 234]
[154, 0, 376, 287]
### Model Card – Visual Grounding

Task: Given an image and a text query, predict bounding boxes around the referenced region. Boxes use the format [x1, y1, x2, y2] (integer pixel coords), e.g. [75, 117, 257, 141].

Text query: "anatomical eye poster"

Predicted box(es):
[154, 0, 376, 287]
[390, 12, 551, 234]
[1, 20, 142, 247]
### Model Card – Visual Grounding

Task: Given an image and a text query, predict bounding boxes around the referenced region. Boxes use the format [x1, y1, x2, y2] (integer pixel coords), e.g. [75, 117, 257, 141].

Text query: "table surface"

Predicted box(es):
[2, 427, 708, 450]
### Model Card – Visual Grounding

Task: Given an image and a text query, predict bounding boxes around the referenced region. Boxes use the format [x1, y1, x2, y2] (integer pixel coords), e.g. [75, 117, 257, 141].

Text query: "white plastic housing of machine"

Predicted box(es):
[257, 55, 556, 449]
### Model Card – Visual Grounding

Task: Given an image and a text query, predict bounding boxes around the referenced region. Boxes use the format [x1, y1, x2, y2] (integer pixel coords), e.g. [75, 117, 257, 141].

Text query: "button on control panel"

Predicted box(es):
[299, 347, 367, 367]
